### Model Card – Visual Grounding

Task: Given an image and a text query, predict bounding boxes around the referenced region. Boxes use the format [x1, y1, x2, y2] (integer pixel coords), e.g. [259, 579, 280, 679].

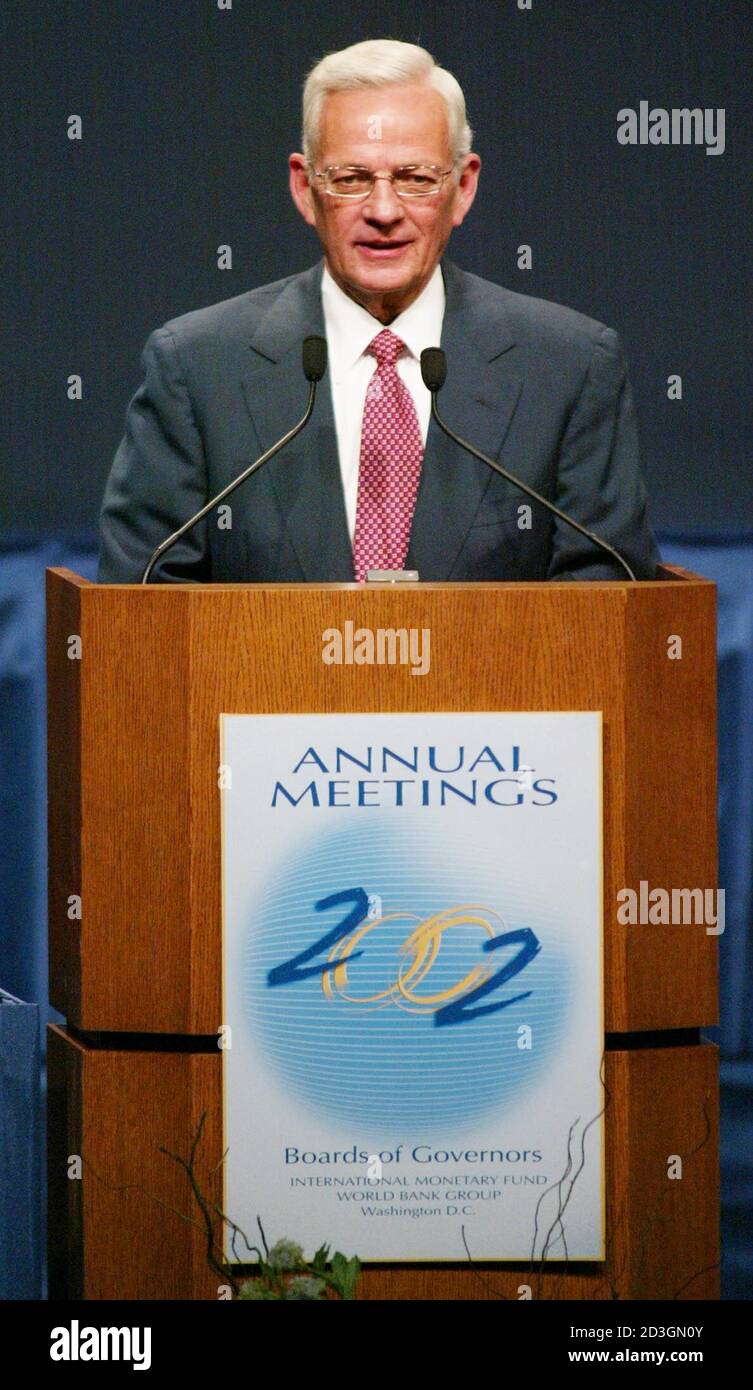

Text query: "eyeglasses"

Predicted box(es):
[310, 163, 455, 200]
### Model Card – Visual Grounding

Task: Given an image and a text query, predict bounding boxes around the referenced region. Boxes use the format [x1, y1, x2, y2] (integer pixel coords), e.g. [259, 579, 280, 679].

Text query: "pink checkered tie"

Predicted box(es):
[352, 329, 424, 581]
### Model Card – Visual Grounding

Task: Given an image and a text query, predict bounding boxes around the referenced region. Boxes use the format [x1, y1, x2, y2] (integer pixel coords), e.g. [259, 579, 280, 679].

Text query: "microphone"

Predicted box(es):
[420, 347, 637, 582]
[140, 335, 328, 584]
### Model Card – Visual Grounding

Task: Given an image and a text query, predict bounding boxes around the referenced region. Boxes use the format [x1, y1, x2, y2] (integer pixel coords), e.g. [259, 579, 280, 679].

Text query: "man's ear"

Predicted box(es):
[451, 153, 481, 229]
[289, 153, 317, 228]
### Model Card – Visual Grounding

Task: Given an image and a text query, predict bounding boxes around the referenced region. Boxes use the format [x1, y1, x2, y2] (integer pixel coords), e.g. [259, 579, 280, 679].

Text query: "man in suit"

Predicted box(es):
[98, 39, 659, 584]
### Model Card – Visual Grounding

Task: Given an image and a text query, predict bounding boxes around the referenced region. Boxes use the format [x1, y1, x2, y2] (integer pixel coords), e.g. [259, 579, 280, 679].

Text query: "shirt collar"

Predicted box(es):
[321, 262, 446, 383]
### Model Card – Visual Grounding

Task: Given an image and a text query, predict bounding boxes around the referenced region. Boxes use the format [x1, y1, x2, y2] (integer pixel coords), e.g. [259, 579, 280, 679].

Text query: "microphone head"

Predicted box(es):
[421, 347, 447, 393]
[302, 335, 328, 383]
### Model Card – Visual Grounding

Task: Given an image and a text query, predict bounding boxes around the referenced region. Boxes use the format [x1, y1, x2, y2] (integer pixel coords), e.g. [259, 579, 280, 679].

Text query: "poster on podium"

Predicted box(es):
[221, 710, 604, 1263]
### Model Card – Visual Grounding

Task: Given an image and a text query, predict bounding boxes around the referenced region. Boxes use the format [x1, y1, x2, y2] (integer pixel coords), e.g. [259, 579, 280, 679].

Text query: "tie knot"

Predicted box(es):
[367, 328, 407, 369]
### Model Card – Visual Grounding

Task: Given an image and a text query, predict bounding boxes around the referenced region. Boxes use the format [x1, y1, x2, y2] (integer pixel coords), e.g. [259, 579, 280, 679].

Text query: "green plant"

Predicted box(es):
[237, 1231, 361, 1301]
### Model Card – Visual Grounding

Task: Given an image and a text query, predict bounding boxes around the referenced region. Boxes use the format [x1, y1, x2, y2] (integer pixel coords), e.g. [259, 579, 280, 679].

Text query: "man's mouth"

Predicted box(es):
[354, 239, 413, 259]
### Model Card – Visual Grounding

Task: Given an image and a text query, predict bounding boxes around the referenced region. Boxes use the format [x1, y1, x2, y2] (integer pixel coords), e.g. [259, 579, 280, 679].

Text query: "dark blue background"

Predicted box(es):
[2, 0, 751, 534]
[1, 0, 750, 1299]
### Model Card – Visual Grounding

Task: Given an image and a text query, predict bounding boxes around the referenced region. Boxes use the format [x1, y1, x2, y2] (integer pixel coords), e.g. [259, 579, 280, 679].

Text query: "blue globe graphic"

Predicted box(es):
[242, 817, 571, 1136]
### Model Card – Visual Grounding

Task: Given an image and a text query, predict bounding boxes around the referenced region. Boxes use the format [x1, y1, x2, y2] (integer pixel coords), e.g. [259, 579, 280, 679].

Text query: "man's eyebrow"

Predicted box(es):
[323, 159, 437, 169]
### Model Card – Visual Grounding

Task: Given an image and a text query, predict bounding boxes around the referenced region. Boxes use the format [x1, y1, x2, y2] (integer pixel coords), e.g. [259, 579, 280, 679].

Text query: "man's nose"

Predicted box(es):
[361, 176, 405, 222]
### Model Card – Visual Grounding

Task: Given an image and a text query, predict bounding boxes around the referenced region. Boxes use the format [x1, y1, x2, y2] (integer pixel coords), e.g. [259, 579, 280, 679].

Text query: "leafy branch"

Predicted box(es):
[160, 1114, 361, 1300]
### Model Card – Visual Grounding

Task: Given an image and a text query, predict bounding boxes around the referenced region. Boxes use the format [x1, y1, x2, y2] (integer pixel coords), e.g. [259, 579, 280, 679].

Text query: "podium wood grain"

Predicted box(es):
[46, 567, 719, 1301]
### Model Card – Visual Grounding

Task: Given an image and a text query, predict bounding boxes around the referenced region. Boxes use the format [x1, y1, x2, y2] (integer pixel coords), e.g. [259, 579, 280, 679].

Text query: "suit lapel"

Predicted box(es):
[239, 261, 355, 581]
[406, 258, 523, 579]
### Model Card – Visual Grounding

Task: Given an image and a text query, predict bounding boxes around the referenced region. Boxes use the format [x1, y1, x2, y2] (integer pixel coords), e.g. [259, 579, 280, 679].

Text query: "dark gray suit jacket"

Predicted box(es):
[97, 258, 659, 583]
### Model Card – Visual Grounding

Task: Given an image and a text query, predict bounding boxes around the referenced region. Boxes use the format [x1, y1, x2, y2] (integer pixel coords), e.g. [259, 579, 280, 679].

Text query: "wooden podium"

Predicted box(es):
[46, 566, 719, 1300]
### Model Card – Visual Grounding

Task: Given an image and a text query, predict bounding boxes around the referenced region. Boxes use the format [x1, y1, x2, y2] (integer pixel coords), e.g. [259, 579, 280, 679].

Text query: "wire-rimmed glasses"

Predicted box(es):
[310, 163, 456, 200]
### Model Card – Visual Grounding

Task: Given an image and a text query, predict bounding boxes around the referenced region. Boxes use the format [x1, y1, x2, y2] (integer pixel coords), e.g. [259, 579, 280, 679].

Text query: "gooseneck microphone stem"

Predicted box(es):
[141, 381, 316, 585]
[427, 388, 637, 584]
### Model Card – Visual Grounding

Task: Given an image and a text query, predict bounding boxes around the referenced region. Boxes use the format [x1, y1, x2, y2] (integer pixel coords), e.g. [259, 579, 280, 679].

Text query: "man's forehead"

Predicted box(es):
[317, 83, 451, 158]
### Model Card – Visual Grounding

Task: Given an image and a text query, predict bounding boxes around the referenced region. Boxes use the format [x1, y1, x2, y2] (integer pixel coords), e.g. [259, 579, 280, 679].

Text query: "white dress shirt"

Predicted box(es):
[320, 263, 446, 541]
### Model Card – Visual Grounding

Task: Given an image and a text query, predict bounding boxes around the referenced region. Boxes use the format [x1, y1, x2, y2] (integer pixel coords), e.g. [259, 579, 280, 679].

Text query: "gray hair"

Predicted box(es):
[302, 38, 473, 169]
